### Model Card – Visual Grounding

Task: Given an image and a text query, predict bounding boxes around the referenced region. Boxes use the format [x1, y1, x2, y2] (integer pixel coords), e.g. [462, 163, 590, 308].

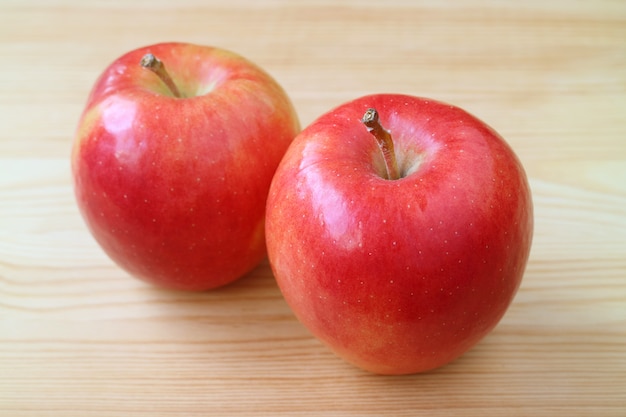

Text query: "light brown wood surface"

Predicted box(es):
[1, 1, 625, 415]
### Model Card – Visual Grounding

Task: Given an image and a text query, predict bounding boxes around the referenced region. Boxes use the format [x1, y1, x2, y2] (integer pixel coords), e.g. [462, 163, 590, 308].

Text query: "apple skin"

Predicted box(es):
[72, 42, 300, 291]
[265, 94, 533, 374]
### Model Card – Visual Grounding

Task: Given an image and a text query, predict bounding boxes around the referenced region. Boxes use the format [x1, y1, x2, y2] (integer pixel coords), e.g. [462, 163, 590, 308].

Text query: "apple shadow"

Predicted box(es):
[132, 256, 310, 355]
[137, 256, 292, 321]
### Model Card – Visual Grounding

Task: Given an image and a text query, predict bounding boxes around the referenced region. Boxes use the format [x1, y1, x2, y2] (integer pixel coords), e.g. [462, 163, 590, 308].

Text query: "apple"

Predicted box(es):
[265, 94, 533, 374]
[72, 42, 300, 291]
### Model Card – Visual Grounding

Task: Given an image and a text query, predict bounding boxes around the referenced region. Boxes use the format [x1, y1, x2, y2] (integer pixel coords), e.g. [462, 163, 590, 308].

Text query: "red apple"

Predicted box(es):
[265, 94, 533, 374]
[72, 42, 300, 291]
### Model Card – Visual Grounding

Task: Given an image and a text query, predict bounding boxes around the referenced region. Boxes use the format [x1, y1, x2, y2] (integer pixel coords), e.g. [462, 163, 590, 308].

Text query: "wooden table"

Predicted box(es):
[2, 1, 625, 415]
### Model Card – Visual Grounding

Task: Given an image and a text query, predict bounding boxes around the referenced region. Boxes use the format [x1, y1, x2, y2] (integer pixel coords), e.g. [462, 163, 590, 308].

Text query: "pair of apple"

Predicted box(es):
[72, 42, 533, 375]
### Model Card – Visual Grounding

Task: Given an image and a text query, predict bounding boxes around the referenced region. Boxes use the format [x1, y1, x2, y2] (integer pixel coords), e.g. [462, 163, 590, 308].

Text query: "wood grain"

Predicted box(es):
[1, 1, 625, 415]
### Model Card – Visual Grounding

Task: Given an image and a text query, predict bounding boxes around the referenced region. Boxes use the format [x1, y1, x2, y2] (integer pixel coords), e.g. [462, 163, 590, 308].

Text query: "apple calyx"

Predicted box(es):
[140, 53, 183, 98]
[361, 108, 400, 180]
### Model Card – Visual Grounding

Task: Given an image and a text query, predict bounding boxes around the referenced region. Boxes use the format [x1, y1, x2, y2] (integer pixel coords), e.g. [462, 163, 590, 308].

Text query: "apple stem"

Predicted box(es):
[140, 53, 183, 98]
[361, 108, 400, 180]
